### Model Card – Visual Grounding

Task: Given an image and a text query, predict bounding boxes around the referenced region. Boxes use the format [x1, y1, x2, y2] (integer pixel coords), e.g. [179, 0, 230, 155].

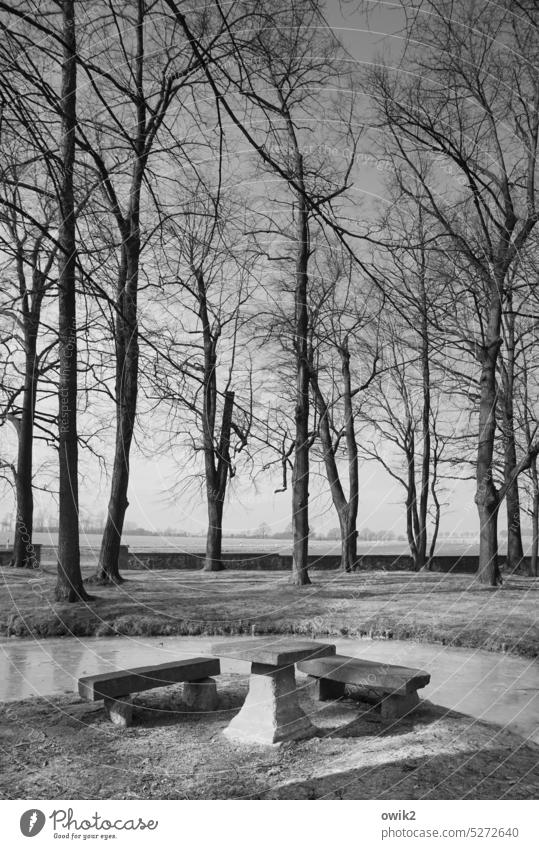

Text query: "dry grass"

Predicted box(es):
[1, 676, 538, 800]
[1, 567, 538, 657]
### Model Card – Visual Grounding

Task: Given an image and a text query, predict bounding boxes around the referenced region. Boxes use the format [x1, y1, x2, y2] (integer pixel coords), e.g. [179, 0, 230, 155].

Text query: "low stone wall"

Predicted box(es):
[39, 544, 130, 570]
[0, 544, 129, 570]
[355, 554, 481, 574]
[353, 553, 531, 575]
[127, 551, 342, 571]
[0, 545, 42, 567]
[0, 543, 532, 576]
[127, 549, 533, 575]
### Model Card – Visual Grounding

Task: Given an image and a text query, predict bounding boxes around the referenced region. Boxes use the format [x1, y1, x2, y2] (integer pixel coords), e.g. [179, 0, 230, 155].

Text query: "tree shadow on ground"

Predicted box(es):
[259, 742, 539, 799]
[303, 696, 451, 742]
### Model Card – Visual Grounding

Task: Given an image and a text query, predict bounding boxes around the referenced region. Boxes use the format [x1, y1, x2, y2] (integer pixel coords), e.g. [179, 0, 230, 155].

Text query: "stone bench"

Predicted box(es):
[297, 654, 430, 721]
[78, 656, 220, 727]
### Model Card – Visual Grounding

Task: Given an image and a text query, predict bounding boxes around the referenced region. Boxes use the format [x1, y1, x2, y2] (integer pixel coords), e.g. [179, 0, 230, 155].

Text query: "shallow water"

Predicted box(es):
[1, 635, 538, 744]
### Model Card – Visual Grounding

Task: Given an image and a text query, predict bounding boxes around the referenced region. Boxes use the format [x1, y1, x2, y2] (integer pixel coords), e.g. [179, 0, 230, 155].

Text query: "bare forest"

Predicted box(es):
[0, 0, 538, 599]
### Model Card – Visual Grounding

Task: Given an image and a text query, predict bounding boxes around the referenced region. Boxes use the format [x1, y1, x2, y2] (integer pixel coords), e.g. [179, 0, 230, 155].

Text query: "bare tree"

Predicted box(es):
[67, 0, 207, 584]
[307, 246, 379, 571]
[235, 3, 357, 585]
[367, 0, 539, 584]
[0, 1, 100, 597]
[519, 345, 539, 577]
[499, 290, 525, 571]
[503, 252, 539, 576]
[359, 322, 445, 570]
[54, 0, 91, 600]
[0, 179, 56, 569]
[150, 184, 254, 572]
[163, 0, 358, 586]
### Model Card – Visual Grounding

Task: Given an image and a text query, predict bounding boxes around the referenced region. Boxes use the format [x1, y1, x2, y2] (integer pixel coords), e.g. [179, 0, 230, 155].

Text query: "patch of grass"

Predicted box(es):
[1, 567, 538, 657]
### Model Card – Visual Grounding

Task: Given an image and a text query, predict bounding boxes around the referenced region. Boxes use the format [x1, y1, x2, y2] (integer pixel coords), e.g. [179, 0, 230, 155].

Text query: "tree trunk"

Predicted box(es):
[417, 263, 431, 572]
[341, 342, 359, 572]
[203, 391, 234, 572]
[477, 487, 500, 585]
[94, 1, 146, 585]
[291, 422, 310, 584]
[12, 470, 35, 569]
[12, 424, 35, 569]
[405, 487, 418, 569]
[425, 455, 441, 569]
[530, 459, 538, 578]
[475, 297, 502, 586]
[338, 507, 358, 573]
[505, 472, 524, 574]
[405, 433, 422, 570]
[11, 319, 38, 569]
[309, 368, 353, 573]
[501, 301, 524, 573]
[95, 246, 139, 584]
[291, 153, 311, 587]
[55, 0, 91, 602]
[196, 252, 234, 573]
[205, 495, 225, 572]
[95, 425, 132, 583]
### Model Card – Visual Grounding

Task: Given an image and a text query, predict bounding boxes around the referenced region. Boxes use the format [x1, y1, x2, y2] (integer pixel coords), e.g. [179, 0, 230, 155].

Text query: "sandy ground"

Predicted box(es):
[1, 675, 538, 800]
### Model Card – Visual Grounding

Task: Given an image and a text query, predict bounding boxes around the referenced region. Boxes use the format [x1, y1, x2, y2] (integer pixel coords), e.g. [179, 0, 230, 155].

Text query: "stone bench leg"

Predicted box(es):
[309, 676, 346, 702]
[104, 695, 133, 727]
[224, 663, 315, 745]
[380, 690, 419, 721]
[183, 677, 218, 711]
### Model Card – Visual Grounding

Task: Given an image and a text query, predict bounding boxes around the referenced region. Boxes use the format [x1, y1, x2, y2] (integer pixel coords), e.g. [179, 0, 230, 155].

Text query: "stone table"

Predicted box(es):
[211, 638, 336, 744]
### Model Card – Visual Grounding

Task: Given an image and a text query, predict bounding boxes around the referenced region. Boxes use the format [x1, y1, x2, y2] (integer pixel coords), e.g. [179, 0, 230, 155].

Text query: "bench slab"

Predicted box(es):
[78, 657, 220, 701]
[297, 655, 430, 697]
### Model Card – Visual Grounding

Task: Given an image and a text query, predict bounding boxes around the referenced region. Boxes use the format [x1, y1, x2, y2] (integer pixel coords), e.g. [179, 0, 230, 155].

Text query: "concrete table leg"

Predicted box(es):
[224, 663, 316, 745]
[104, 695, 133, 727]
[183, 677, 219, 711]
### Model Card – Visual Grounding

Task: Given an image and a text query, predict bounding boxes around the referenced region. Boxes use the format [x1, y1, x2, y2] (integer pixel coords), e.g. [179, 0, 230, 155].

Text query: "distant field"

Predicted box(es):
[0, 532, 487, 556]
